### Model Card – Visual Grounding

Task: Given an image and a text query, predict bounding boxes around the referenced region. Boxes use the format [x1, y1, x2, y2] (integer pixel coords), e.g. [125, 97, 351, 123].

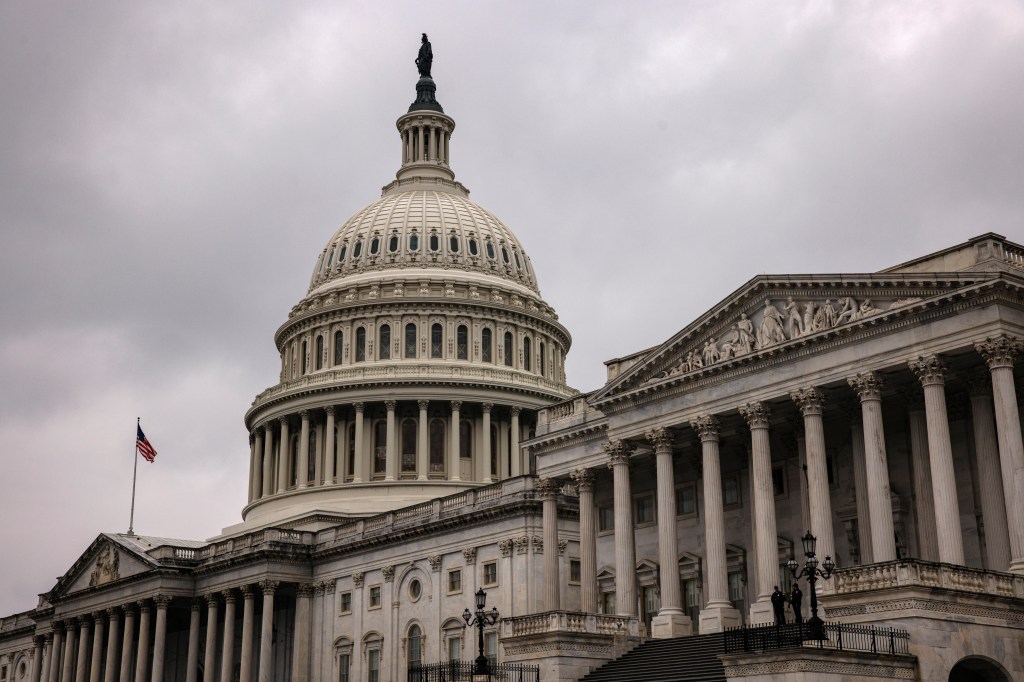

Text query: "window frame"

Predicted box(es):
[368, 584, 382, 609]
[447, 568, 463, 594]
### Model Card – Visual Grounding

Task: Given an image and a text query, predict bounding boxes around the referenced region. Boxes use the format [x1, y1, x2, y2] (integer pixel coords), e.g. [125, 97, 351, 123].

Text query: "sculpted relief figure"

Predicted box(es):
[835, 296, 858, 325]
[784, 296, 804, 338]
[859, 298, 881, 317]
[802, 301, 816, 334]
[89, 544, 120, 587]
[736, 313, 756, 353]
[703, 338, 720, 365]
[758, 301, 788, 348]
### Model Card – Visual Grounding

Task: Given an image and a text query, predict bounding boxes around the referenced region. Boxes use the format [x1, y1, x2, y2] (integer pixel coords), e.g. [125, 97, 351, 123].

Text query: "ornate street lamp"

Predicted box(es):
[462, 587, 500, 675]
[786, 531, 836, 640]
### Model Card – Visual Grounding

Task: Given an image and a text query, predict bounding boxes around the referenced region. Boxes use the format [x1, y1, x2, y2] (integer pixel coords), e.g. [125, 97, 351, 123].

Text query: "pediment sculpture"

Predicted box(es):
[88, 543, 120, 587]
[659, 294, 922, 381]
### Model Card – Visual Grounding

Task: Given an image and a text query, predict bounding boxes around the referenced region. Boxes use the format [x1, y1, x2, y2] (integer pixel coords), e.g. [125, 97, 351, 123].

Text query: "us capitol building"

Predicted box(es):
[2, 41, 1024, 682]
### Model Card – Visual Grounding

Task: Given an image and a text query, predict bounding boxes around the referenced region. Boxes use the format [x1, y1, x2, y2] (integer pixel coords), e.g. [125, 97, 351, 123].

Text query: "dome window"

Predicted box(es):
[339, 245, 347, 262]
[388, 234, 399, 253]
[513, 251, 522, 270]
[301, 340, 309, 374]
[540, 341, 546, 376]
[410, 234, 420, 251]
[468, 238, 479, 256]
[481, 328, 493, 363]
[457, 325, 468, 360]
[379, 325, 391, 359]
[449, 235, 460, 253]
[355, 328, 366, 361]
[428, 234, 439, 252]
[431, 323, 443, 358]
[501, 246, 510, 264]
[485, 242, 496, 260]
[333, 330, 344, 365]
[326, 249, 334, 269]
[405, 323, 418, 358]
[353, 241, 363, 258]
[523, 336, 532, 371]
[503, 332, 514, 367]
[370, 237, 380, 255]
[315, 335, 324, 370]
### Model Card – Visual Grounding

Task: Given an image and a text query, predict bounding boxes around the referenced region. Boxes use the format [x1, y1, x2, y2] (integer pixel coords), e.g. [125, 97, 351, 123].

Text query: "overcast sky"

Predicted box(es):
[1, 1, 1022, 617]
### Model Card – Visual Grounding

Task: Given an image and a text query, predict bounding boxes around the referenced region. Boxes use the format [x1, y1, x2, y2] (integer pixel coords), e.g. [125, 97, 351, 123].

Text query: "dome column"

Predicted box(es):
[298, 411, 311, 489]
[510, 407, 522, 477]
[261, 425, 274, 497]
[385, 401, 397, 481]
[417, 401, 429, 481]
[482, 404, 493, 483]
[276, 418, 290, 493]
[449, 402, 462, 481]
[323, 407, 336, 485]
[251, 431, 263, 502]
[353, 403, 366, 483]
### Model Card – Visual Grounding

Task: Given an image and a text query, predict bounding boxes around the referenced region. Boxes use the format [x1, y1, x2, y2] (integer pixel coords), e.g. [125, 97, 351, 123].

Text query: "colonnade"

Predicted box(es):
[248, 400, 527, 504]
[401, 121, 450, 167]
[35, 583, 286, 682]
[538, 336, 1024, 635]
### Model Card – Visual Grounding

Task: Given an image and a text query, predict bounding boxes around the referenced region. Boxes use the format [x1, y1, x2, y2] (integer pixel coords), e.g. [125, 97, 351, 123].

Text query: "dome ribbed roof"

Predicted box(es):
[308, 188, 540, 294]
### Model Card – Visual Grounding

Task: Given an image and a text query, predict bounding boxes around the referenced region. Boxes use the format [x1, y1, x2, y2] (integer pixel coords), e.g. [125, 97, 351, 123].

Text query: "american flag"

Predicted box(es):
[136, 424, 158, 463]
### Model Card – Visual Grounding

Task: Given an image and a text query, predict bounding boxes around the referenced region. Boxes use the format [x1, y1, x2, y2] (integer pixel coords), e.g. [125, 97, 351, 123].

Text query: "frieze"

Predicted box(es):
[724, 659, 913, 679]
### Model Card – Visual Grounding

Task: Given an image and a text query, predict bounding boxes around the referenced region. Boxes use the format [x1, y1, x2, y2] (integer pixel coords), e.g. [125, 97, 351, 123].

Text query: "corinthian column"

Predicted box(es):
[510, 407, 522, 477]
[103, 610, 121, 682]
[570, 469, 597, 613]
[292, 585, 313, 682]
[261, 424, 274, 497]
[791, 388, 835, 565]
[151, 597, 170, 682]
[61, 619, 77, 682]
[257, 581, 278, 682]
[904, 392, 938, 561]
[848, 372, 896, 562]
[739, 402, 778, 624]
[909, 355, 964, 565]
[219, 591, 236, 682]
[323, 406, 336, 485]
[691, 416, 740, 633]
[118, 606, 134, 682]
[297, 411, 311, 489]
[276, 417, 290, 493]
[449, 401, 462, 481]
[134, 601, 151, 682]
[606, 440, 637, 616]
[48, 624, 62, 682]
[238, 586, 255, 682]
[482, 404, 493, 483]
[384, 400, 397, 481]
[967, 369, 1011, 570]
[202, 595, 219, 682]
[74, 616, 90, 682]
[184, 601, 200, 682]
[976, 334, 1024, 572]
[646, 428, 690, 637]
[417, 400, 429, 481]
[88, 613, 105, 682]
[31, 636, 44, 682]
[537, 478, 561, 612]
[353, 403, 366, 483]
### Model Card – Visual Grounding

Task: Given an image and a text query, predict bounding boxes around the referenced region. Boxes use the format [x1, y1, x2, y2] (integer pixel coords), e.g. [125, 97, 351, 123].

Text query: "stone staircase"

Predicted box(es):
[580, 633, 726, 682]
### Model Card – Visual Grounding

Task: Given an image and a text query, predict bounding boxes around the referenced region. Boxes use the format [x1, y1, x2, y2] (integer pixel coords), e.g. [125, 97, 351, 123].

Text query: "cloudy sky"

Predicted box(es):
[2, 1, 1023, 616]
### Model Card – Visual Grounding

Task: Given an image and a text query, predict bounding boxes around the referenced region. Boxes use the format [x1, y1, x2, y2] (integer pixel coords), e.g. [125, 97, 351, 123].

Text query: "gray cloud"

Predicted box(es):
[2, 0, 1022, 615]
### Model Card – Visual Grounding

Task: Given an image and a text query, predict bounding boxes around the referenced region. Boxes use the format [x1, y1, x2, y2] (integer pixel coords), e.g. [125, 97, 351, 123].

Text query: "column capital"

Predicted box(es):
[120, 603, 136, 617]
[909, 354, 947, 386]
[352, 572, 365, 587]
[481, 402, 493, 414]
[536, 477, 559, 499]
[382, 565, 396, 582]
[262, 421, 273, 433]
[511, 406, 522, 416]
[450, 400, 462, 411]
[570, 468, 594, 493]
[427, 555, 442, 572]
[645, 427, 673, 453]
[240, 584, 255, 599]
[77, 614, 91, 627]
[297, 583, 315, 598]
[137, 600, 152, 613]
[92, 610, 106, 624]
[461, 548, 477, 565]
[258, 580, 279, 595]
[153, 595, 171, 609]
[106, 607, 121, 620]
[204, 593, 219, 607]
[299, 410, 310, 420]
[604, 439, 634, 467]
[384, 400, 396, 411]
[51, 620, 64, 633]
[791, 387, 826, 416]
[278, 415, 289, 426]
[189, 600, 202, 613]
[690, 415, 721, 441]
[417, 399, 429, 411]
[324, 405, 335, 416]
[976, 334, 1024, 369]
[739, 401, 771, 429]
[848, 371, 884, 401]
[220, 589, 236, 604]
[353, 402, 365, 413]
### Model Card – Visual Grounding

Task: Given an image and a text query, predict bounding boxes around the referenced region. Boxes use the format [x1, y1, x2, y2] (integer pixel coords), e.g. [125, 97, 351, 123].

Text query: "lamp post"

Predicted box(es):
[786, 531, 835, 641]
[462, 587, 499, 675]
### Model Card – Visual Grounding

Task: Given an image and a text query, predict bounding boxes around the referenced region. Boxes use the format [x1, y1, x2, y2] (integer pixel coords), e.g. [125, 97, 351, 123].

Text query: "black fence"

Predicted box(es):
[409, 661, 541, 682]
[723, 621, 911, 656]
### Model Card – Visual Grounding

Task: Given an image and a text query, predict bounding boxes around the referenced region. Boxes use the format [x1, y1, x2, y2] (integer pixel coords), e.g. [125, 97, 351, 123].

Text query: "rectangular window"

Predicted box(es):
[485, 631, 498, 667]
[600, 591, 616, 614]
[368, 585, 381, 608]
[448, 636, 462, 661]
[339, 653, 350, 682]
[772, 464, 786, 497]
[677, 484, 697, 516]
[368, 649, 380, 682]
[633, 494, 655, 525]
[569, 559, 581, 584]
[728, 571, 746, 614]
[826, 454, 836, 486]
[483, 561, 497, 586]
[598, 506, 614, 532]
[723, 475, 740, 508]
[448, 568, 462, 593]
[340, 591, 352, 614]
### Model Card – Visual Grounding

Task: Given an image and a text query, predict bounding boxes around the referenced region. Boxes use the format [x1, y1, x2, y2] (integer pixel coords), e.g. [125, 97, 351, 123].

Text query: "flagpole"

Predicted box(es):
[128, 417, 139, 536]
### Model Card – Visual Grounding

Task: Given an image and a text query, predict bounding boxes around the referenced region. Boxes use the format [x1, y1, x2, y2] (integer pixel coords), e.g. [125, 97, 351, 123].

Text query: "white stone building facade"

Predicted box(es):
[2, 53, 1024, 682]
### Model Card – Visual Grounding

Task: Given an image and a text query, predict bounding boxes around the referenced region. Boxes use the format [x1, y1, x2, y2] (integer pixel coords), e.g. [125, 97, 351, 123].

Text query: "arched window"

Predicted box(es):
[539, 341, 546, 376]
[457, 325, 468, 360]
[407, 624, 422, 668]
[405, 323, 417, 358]
[370, 236, 380, 255]
[481, 328, 493, 363]
[334, 330, 344, 366]
[503, 332, 514, 367]
[338, 244, 347, 263]
[315, 335, 324, 370]
[429, 419, 445, 473]
[460, 421, 472, 459]
[410, 233, 420, 251]
[308, 429, 317, 483]
[501, 246, 510, 264]
[388, 234, 399, 252]
[353, 240, 362, 258]
[429, 234, 439, 252]
[301, 340, 308, 374]
[401, 419, 417, 473]
[431, 324, 443, 358]
[355, 328, 366, 362]
[523, 336, 532, 371]
[468, 238, 479, 256]
[379, 324, 391, 359]
[373, 421, 387, 475]
[485, 241, 496, 259]
[449, 235, 460, 253]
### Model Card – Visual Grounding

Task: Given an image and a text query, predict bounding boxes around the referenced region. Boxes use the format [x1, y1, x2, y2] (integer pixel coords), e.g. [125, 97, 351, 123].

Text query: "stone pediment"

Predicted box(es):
[49, 534, 160, 601]
[592, 273, 1003, 404]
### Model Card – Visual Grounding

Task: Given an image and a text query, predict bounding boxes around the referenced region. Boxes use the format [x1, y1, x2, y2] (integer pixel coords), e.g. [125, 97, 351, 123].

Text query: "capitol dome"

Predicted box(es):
[234, 59, 575, 533]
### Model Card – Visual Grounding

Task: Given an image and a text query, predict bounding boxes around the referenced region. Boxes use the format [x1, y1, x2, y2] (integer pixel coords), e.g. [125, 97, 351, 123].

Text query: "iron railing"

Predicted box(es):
[723, 621, 910, 656]
[409, 661, 540, 682]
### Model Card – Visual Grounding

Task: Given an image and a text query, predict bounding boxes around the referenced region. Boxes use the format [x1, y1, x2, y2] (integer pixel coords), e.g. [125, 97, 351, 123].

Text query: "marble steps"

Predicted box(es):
[580, 633, 726, 682]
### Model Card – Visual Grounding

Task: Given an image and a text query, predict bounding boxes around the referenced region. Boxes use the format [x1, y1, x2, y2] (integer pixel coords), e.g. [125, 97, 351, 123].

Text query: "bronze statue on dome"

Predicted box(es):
[416, 33, 433, 78]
